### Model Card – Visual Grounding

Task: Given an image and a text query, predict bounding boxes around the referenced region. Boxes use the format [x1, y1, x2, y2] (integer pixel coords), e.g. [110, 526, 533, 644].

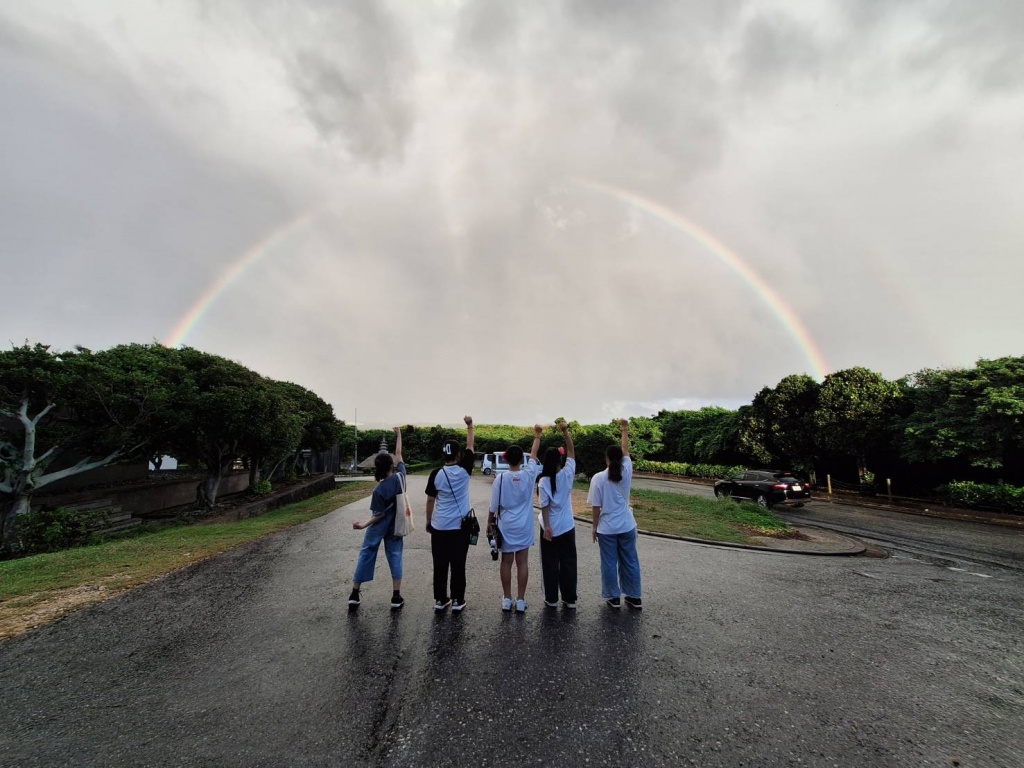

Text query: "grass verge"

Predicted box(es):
[0, 483, 371, 640]
[571, 484, 791, 544]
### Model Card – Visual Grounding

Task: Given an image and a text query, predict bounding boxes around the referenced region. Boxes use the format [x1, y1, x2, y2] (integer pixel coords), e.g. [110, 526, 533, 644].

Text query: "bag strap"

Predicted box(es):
[441, 467, 466, 517]
[496, 473, 504, 521]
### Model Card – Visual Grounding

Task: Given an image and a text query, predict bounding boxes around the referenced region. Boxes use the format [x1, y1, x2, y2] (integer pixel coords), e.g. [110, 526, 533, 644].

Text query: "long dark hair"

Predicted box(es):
[374, 453, 394, 482]
[540, 447, 561, 495]
[606, 445, 623, 483]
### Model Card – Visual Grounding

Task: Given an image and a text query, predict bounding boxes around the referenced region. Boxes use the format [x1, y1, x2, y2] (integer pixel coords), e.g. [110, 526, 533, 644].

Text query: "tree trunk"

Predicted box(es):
[0, 495, 32, 555]
[196, 474, 221, 512]
[248, 459, 261, 490]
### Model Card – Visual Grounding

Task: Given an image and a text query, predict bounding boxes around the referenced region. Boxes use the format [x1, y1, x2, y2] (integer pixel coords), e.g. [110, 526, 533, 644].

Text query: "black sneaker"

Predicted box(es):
[625, 596, 643, 610]
[347, 589, 361, 606]
[390, 593, 405, 610]
[452, 598, 466, 612]
[434, 598, 452, 612]
[605, 597, 621, 609]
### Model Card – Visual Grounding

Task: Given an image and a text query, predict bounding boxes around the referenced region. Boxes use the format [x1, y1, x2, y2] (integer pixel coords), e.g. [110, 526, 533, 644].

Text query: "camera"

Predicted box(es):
[489, 536, 499, 560]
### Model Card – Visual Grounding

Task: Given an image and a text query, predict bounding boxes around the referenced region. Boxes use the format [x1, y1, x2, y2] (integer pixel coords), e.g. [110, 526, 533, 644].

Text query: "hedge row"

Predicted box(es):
[633, 459, 747, 480]
[941, 481, 1024, 515]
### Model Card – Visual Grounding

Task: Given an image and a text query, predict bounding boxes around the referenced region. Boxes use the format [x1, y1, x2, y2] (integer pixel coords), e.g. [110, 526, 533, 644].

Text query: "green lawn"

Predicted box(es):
[0, 484, 371, 638]
[571, 483, 790, 544]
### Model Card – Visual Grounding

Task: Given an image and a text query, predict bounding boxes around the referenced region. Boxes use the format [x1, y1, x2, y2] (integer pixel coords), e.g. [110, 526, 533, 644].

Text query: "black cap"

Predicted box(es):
[442, 439, 461, 458]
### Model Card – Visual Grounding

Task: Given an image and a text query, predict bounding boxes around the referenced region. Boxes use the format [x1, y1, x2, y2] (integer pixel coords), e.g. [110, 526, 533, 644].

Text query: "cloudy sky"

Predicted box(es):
[2, 1, 1022, 427]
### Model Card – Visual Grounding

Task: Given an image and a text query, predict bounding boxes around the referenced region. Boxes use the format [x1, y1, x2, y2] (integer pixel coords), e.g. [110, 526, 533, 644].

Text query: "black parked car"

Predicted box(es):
[714, 470, 811, 509]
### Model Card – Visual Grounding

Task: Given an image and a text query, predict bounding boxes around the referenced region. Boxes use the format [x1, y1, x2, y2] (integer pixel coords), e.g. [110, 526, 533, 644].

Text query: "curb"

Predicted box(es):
[570, 515, 866, 557]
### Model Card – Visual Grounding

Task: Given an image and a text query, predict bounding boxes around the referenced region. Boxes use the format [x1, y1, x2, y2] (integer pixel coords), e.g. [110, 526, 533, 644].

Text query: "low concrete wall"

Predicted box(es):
[235, 474, 337, 519]
[35, 471, 251, 516]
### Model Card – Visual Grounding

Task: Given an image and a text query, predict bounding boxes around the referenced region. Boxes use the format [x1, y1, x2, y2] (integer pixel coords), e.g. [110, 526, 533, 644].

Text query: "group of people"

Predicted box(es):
[346, 417, 643, 613]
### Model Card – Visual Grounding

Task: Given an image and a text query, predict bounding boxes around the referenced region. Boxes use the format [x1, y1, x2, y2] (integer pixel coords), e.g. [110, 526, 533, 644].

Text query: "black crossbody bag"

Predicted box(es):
[442, 467, 480, 545]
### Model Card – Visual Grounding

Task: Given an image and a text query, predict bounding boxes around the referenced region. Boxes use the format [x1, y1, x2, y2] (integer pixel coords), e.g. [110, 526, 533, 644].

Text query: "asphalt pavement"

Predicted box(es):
[2, 474, 1022, 767]
[632, 476, 1024, 572]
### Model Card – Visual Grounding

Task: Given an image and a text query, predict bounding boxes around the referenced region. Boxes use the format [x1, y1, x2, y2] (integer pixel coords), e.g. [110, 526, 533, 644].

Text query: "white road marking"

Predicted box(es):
[946, 567, 993, 578]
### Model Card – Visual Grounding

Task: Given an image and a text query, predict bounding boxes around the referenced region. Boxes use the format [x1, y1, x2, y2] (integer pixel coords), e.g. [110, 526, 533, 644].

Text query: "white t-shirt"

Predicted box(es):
[538, 458, 577, 538]
[587, 456, 636, 535]
[429, 465, 472, 531]
[489, 458, 541, 552]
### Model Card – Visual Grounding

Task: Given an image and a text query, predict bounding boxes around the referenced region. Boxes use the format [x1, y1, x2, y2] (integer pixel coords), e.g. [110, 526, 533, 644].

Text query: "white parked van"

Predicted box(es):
[481, 452, 517, 475]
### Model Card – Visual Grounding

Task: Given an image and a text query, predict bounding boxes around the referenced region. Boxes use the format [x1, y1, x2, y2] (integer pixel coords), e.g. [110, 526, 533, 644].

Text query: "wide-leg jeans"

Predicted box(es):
[597, 528, 642, 600]
[353, 516, 403, 583]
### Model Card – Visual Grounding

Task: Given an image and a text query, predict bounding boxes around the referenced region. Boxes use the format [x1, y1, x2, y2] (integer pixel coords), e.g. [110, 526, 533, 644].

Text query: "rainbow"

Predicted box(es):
[164, 208, 321, 347]
[574, 179, 830, 380]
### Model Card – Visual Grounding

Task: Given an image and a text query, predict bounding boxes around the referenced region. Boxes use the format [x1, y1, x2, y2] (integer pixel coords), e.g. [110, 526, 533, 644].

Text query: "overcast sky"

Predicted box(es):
[2, 1, 1022, 428]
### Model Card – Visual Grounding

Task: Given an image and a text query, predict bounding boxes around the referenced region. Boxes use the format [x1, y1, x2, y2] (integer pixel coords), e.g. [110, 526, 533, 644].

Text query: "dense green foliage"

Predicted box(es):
[900, 358, 1024, 470]
[941, 480, 1024, 514]
[12, 506, 104, 555]
[1, 343, 346, 548]
[633, 459, 746, 480]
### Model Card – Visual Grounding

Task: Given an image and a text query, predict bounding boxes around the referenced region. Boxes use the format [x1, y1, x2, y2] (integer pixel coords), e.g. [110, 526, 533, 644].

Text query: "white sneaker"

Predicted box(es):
[515, 598, 527, 613]
[562, 600, 578, 609]
[543, 599, 559, 607]
[501, 597, 513, 612]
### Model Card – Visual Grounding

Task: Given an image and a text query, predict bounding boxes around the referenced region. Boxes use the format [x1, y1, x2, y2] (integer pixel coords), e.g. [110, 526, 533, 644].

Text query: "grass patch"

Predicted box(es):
[0, 484, 371, 639]
[571, 483, 790, 544]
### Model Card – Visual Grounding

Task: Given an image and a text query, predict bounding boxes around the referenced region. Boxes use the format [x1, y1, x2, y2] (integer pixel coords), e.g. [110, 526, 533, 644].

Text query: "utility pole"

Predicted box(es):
[354, 408, 358, 469]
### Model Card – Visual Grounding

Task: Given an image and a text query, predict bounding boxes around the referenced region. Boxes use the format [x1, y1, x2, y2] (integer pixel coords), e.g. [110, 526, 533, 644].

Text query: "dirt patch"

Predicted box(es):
[0, 579, 131, 641]
[735, 524, 809, 540]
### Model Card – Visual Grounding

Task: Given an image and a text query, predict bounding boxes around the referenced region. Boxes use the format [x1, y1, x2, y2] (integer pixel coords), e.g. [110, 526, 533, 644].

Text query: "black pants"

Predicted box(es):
[539, 527, 578, 604]
[431, 528, 471, 602]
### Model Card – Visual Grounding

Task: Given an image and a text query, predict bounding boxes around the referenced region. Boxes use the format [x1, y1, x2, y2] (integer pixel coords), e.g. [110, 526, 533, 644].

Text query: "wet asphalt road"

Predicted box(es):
[633, 477, 1024, 572]
[2, 474, 1023, 767]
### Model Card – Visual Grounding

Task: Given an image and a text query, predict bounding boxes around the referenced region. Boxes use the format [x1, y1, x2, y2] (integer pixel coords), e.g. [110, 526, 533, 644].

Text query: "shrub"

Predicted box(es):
[633, 459, 747, 480]
[940, 481, 1024, 514]
[252, 479, 273, 495]
[13, 507, 105, 555]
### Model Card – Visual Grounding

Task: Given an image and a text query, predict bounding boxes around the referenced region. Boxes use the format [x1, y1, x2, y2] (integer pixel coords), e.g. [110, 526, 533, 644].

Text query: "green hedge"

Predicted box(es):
[633, 459, 747, 480]
[940, 481, 1024, 514]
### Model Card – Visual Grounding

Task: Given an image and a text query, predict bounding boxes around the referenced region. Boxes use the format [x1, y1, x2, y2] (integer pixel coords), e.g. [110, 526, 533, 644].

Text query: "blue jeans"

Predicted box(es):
[597, 528, 642, 600]
[353, 516, 403, 583]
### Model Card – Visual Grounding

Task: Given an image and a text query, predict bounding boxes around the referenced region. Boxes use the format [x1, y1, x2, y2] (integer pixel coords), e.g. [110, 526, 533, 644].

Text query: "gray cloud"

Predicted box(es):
[1, 1, 1022, 427]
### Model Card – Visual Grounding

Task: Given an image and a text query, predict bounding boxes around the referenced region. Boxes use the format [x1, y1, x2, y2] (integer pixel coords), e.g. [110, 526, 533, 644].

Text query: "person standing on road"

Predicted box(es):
[348, 426, 406, 610]
[538, 420, 578, 609]
[487, 425, 543, 612]
[424, 416, 476, 613]
[587, 419, 642, 609]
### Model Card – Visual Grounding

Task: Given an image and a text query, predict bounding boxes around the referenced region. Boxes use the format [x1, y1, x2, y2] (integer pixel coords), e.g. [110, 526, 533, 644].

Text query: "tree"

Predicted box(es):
[160, 347, 265, 511]
[813, 367, 901, 480]
[0, 344, 161, 552]
[899, 357, 1024, 475]
[740, 375, 820, 472]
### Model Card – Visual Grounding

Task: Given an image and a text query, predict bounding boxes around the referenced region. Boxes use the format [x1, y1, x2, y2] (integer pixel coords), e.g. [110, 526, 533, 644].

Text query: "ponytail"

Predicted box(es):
[541, 447, 561, 495]
[606, 445, 623, 483]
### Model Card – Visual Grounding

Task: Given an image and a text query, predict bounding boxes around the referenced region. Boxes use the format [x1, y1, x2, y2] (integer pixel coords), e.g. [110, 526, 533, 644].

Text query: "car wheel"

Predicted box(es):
[715, 487, 729, 500]
[483, 468, 492, 475]
[756, 493, 771, 509]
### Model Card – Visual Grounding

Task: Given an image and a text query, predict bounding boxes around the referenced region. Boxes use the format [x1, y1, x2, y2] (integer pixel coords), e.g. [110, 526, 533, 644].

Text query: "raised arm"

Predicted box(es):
[530, 424, 543, 462]
[393, 426, 403, 463]
[620, 418, 630, 458]
[558, 420, 575, 460]
[464, 415, 475, 452]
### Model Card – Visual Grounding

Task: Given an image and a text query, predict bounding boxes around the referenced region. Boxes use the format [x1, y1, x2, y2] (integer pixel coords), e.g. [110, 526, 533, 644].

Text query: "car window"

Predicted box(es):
[742, 472, 759, 481]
